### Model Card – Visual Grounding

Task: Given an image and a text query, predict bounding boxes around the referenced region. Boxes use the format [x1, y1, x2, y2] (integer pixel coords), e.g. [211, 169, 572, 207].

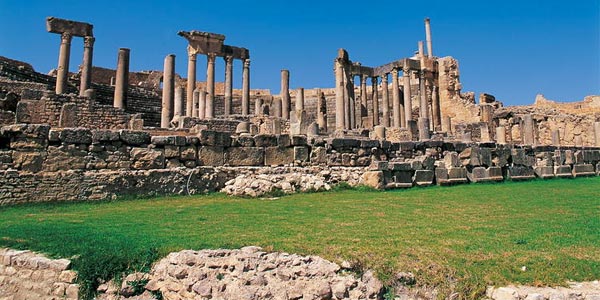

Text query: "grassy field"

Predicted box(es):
[0, 177, 599, 298]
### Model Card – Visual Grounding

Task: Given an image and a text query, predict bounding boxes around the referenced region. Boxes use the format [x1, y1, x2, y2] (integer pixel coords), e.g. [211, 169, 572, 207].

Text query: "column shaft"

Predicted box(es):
[403, 69, 413, 125]
[360, 75, 368, 122]
[335, 60, 345, 130]
[174, 87, 184, 117]
[161, 54, 175, 128]
[241, 59, 250, 115]
[114, 48, 130, 109]
[186, 47, 197, 117]
[425, 18, 433, 58]
[56, 33, 72, 94]
[296, 88, 304, 113]
[206, 54, 215, 118]
[419, 72, 429, 119]
[198, 89, 206, 119]
[371, 77, 379, 126]
[432, 84, 441, 131]
[381, 74, 390, 127]
[192, 89, 199, 118]
[280, 69, 290, 119]
[79, 36, 94, 96]
[343, 70, 350, 129]
[224, 56, 233, 116]
[391, 70, 401, 127]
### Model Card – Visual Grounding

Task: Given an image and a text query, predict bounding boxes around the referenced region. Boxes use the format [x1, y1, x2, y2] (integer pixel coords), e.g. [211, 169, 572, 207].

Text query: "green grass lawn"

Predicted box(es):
[0, 177, 599, 298]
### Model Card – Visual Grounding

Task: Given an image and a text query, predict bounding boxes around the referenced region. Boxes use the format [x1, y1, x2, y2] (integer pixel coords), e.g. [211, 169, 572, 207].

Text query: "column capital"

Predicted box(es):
[83, 36, 95, 48]
[381, 75, 388, 83]
[403, 67, 411, 76]
[60, 32, 73, 44]
[187, 45, 198, 59]
[207, 53, 217, 62]
[224, 55, 234, 64]
[243, 59, 251, 68]
[391, 68, 398, 76]
[371, 76, 378, 84]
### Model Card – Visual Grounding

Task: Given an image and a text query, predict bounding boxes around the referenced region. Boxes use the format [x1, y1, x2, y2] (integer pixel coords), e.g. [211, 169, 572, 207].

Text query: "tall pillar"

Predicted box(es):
[418, 41, 425, 58]
[552, 130, 561, 146]
[113, 48, 130, 109]
[242, 59, 250, 115]
[224, 56, 233, 116]
[55, 32, 72, 94]
[431, 85, 441, 131]
[403, 68, 413, 125]
[371, 77, 379, 126]
[161, 54, 175, 128]
[496, 127, 506, 144]
[206, 53, 216, 118]
[296, 88, 305, 113]
[419, 71, 429, 120]
[343, 70, 350, 129]
[360, 75, 368, 122]
[335, 59, 345, 130]
[522, 114, 535, 145]
[442, 116, 452, 133]
[317, 90, 327, 132]
[280, 69, 290, 119]
[186, 46, 197, 117]
[273, 97, 282, 118]
[198, 89, 206, 120]
[79, 36, 95, 96]
[594, 122, 600, 147]
[349, 76, 356, 129]
[192, 89, 200, 117]
[381, 74, 390, 127]
[255, 98, 264, 116]
[425, 18, 433, 58]
[391, 69, 401, 127]
[174, 87, 184, 117]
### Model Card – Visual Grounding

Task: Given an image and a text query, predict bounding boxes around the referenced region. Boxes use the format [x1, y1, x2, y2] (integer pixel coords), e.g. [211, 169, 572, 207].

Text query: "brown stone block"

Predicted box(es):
[130, 148, 165, 170]
[12, 151, 45, 172]
[225, 147, 264, 166]
[198, 146, 224, 166]
[294, 146, 309, 162]
[264, 147, 294, 166]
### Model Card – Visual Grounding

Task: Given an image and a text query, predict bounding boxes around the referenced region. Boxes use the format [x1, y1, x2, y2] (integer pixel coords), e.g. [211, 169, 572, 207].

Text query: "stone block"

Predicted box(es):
[436, 167, 468, 185]
[130, 148, 164, 170]
[388, 162, 412, 171]
[12, 151, 44, 172]
[508, 165, 535, 181]
[199, 130, 232, 147]
[276, 134, 291, 147]
[554, 165, 573, 178]
[198, 146, 224, 166]
[235, 135, 255, 147]
[487, 166, 504, 181]
[361, 171, 384, 190]
[264, 147, 294, 166]
[493, 148, 511, 167]
[92, 130, 120, 143]
[310, 146, 327, 164]
[59, 128, 92, 144]
[120, 130, 150, 146]
[444, 152, 460, 168]
[180, 146, 197, 161]
[572, 164, 595, 177]
[294, 146, 309, 162]
[369, 160, 388, 171]
[467, 166, 488, 183]
[360, 140, 379, 148]
[290, 135, 307, 146]
[164, 145, 180, 158]
[254, 134, 278, 147]
[329, 138, 361, 150]
[534, 166, 555, 179]
[225, 147, 264, 166]
[387, 170, 413, 188]
[413, 169, 434, 186]
[151, 136, 187, 146]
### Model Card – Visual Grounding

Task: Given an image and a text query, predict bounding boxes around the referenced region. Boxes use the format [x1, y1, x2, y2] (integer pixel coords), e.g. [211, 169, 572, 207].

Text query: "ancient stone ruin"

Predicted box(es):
[0, 16, 599, 205]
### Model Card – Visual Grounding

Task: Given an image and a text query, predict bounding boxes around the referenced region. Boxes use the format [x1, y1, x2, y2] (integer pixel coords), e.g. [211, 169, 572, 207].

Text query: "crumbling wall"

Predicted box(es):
[437, 56, 479, 124]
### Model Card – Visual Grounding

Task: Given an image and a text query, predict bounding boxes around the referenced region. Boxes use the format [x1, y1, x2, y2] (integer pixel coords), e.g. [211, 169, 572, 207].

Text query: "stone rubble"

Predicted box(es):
[485, 282, 600, 300]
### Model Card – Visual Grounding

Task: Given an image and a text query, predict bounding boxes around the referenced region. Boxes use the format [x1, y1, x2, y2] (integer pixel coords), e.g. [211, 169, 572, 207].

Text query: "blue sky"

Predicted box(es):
[0, 0, 598, 106]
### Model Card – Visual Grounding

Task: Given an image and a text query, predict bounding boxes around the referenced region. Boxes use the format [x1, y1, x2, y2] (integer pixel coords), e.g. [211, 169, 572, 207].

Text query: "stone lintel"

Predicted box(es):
[350, 64, 374, 77]
[179, 30, 249, 59]
[373, 58, 421, 76]
[46, 16, 93, 37]
[222, 45, 250, 60]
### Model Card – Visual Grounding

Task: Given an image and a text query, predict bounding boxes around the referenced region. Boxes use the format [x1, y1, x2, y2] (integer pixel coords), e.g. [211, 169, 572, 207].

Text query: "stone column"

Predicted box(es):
[206, 53, 216, 118]
[317, 90, 327, 132]
[425, 18, 433, 58]
[224, 56, 233, 116]
[418, 41, 425, 58]
[349, 76, 356, 129]
[55, 32, 72, 94]
[198, 89, 206, 119]
[273, 98, 282, 118]
[391, 69, 401, 127]
[79, 36, 95, 96]
[432, 85, 441, 131]
[113, 48, 130, 109]
[343, 71, 350, 129]
[174, 87, 184, 117]
[496, 126, 506, 144]
[419, 71, 429, 120]
[161, 54, 175, 128]
[335, 59, 345, 130]
[242, 59, 250, 115]
[360, 75, 368, 122]
[552, 130, 561, 146]
[522, 114, 535, 145]
[595, 122, 600, 147]
[255, 98, 264, 116]
[186, 46, 197, 117]
[403, 68, 413, 125]
[280, 69, 290, 119]
[371, 77, 379, 126]
[442, 116, 452, 133]
[296, 88, 304, 113]
[192, 89, 200, 117]
[381, 74, 390, 127]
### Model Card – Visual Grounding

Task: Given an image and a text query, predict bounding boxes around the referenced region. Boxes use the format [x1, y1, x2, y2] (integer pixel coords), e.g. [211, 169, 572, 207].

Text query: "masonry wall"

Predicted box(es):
[0, 248, 78, 300]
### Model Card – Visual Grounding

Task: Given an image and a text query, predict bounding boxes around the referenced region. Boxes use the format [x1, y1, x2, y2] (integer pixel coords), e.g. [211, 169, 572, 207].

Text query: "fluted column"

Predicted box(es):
[403, 68, 413, 125]
[186, 46, 197, 117]
[224, 56, 233, 116]
[381, 74, 390, 127]
[206, 53, 216, 118]
[360, 75, 368, 123]
[161, 54, 175, 128]
[335, 59, 345, 130]
[371, 77, 379, 127]
[113, 48, 130, 109]
[79, 36, 95, 96]
[55, 33, 72, 94]
[391, 69, 401, 127]
[280, 69, 290, 119]
[241, 59, 250, 115]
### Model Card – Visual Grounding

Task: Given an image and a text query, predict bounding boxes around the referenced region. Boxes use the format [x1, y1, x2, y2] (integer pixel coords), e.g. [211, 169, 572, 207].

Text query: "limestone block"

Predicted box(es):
[360, 140, 380, 148]
[388, 162, 412, 171]
[59, 128, 93, 144]
[179, 146, 197, 161]
[494, 147, 511, 167]
[361, 171, 384, 190]
[2, 124, 50, 149]
[447, 167, 468, 184]
[58, 270, 77, 283]
[572, 164, 596, 177]
[444, 152, 460, 168]
[488, 166, 504, 180]
[413, 169, 434, 186]
[508, 165, 535, 181]
[388, 170, 413, 188]
[119, 130, 150, 146]
[294, 146, 309, 162]
[369, 161, 388, 171]
[199, 130, 232, 147]
[130, 148, 165, 170]
[329, 138, 361, 151]
[151, 136, 187, 146]
[198, 146, 224, 166]
[253, 134, 278, 147]
[235, 135, 255, 147]
[92, 130, 120, 143]
[534, 166, 555, 179]
[310, 147, 327, 165]
[555, 165, 573, 178]
[290, 135, 307, 146]
[467, 166, 488, 183]
[225, 147, 264, 166]
[276, 134, 291, 147]
[264, 147, 294, 166]
[164, 145, 180, 158]
[12, 151, 44, 172]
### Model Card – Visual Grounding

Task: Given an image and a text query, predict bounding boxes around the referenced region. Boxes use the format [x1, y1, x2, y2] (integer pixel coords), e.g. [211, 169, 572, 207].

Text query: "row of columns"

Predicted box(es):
[54, 33, 96, 97]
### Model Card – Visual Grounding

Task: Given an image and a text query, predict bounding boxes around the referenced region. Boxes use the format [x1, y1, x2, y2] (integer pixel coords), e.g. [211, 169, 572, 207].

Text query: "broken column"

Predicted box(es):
[522, 114, 535, 145]
[442, 116, 452, 134]
[403, 67, 412, 126]
[161, 54, 175, 128]
[55, 33, 72, 94]
[317, 90, 327, 133]
[425, 18, 433, 58]
[79, 36, 95, 96]
[224, 56, 233, 116]
[432, 86, 441, 131]
[113, 48, 130, 109]
[381, 74, 390, 127]
[198, 88, 206, 119]
[391, 69, 401, 128]
[595, 122, 600, 147]
[206, 53, 216, 118]
[496, 126, 506, 144]
[552, 129, 561, 146]
[186, 46, 197, 117]
[273, 98, 282, 118]
[280, 69, 290, 119]
[360, 75, 368, 124]
[296, 88, 305, 113]
[418, 71, 429, 140]
[242, 59, 250, 115]
[192, 89, 200, 117]
[174, 87, 184, 118]
[255, 98, 264, 116]
[371, 77, 379, 126]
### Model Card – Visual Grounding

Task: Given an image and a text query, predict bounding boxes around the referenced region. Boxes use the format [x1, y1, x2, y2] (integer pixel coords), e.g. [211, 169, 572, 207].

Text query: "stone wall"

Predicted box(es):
[0, 248, 79, 300]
